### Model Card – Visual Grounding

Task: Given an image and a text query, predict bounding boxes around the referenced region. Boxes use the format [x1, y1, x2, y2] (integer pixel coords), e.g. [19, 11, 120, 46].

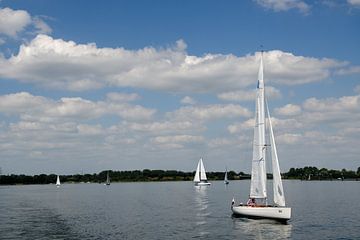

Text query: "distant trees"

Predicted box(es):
[0, 166, 359, 185]
[284, 166, 359, 180]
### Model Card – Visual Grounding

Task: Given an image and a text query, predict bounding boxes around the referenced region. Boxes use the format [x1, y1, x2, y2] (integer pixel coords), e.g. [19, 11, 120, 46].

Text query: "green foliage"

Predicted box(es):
[0, 166, 359, 185]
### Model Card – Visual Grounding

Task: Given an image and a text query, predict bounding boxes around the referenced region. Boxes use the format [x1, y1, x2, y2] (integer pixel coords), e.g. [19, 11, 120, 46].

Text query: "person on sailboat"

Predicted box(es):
[247, 198, 256, 206]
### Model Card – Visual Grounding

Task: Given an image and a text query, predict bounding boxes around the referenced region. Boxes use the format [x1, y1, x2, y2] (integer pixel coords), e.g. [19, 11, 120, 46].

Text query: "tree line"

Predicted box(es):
[0, 166, 359, 185]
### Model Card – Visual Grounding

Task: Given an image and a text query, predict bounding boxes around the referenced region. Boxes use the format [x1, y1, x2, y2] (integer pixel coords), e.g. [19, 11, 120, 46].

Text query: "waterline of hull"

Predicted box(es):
[232, 205, 291, 222]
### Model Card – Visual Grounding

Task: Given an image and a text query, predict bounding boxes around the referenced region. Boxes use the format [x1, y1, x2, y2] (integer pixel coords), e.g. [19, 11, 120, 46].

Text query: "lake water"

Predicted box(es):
[0, 180, 359, 239]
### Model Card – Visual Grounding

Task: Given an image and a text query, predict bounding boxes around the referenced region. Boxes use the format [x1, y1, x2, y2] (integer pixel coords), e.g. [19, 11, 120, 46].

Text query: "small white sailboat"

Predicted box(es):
[193, 158, 211, 186]
[232, 53, 291, 222]
[224, 168, 229, 185]
[105, 171, 110, 186]
[56, 175, 61, 187]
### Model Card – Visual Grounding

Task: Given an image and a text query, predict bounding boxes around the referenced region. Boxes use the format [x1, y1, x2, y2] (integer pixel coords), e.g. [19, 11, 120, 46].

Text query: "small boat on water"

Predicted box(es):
[224, 168, 229, 185]
[56, 175, 61, 187]
[231, 52, 291, 222]
[193, 158, 211, 186]
[105, 171, 110, 186]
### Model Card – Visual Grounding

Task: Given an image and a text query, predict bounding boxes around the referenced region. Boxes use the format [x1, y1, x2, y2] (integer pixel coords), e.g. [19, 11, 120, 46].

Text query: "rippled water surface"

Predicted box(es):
[1, 180, 359, 239]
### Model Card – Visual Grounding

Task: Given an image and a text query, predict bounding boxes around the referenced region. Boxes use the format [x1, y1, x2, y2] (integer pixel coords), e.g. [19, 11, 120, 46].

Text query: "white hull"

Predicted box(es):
[232, 205, 291, 222]
[194, 182, 211, 186]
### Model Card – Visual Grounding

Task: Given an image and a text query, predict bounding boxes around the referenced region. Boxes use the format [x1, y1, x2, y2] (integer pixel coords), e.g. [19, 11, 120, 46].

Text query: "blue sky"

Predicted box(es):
[0, 0, 359, 174]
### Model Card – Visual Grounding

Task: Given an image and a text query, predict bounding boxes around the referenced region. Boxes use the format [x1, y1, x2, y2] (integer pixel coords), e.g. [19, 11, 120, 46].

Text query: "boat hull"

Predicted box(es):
[232, 205, 291, 222]
[194, 182, 211, 186]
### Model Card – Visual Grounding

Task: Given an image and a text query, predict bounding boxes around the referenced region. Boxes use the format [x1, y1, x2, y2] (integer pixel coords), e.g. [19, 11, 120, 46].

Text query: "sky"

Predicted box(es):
[0, 0, 359, 175]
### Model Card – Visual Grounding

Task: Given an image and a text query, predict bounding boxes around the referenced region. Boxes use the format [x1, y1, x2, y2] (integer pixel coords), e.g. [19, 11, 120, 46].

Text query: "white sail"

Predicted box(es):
[193, 160, 201, 182]
[199, 158, 207, 181]
[266, 102, 286, 206]
[56, 175, 60, 186]
[250, 54, 267, 199]
[106, 171, 110, 185]
[232, 52, 291, 221]
[224, 169, 228, 181]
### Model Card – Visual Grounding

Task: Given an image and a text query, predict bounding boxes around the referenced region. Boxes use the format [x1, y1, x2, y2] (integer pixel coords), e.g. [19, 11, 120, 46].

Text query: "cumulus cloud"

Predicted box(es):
[218, 86, 281, 102]
[0, 7, 31, 37]
[0, 92, 155, 122]
[151, 134, 204, 144]
[181, 96, 196, 105]
[348, 0, 360, 7]
[336, 66, 360, 75]
[255, 0, 310, 14]
[303, 95, 359, 112]
[106, 92, 140, 102]
[167, 104, 252, 121]
[275, 104, 302, 116]
[0, 7, 51, 38]
[0, 35, 347, 92]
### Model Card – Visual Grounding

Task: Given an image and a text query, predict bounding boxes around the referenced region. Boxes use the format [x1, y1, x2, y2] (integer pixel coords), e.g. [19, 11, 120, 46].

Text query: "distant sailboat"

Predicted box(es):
[105, 171, 110, 186]
[231, 52, 291, 222]
[224, 168, 229, 185]
[56, 175, 61, 187]
[193, 158, 211, 186]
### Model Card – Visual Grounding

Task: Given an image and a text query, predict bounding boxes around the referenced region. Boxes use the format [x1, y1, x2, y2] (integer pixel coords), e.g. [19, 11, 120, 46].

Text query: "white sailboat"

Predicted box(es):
[105, 171, 110, 186]
[193, 158, 211, 186]
[231, 53, 291, 222]
[224, 168, 229, 185]
[56, 175, 61, 187]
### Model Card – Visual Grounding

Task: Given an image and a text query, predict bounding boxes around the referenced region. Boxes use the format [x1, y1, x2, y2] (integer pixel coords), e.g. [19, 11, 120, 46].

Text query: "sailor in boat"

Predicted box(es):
[247, 198, 256, 206]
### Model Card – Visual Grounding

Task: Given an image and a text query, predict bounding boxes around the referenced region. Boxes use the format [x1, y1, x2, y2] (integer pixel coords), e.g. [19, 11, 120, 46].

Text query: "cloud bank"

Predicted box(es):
[0, 35, 347, 92]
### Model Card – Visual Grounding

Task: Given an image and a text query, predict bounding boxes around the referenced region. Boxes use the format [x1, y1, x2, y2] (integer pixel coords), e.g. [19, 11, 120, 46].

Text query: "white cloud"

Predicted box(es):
[0, 7, 31, 37]
[336, 66, 360, 75]
[208, 138, 235, 148]
[151, 135, 204, 144]
[275, 104, 302, 116]
[181, 96, 196, 105]
[348, 0, 360, 7]
[0, 35, 347, 92]
[0, 92, 156, 122]
[276, 133, 302, 144]
[0, 8, 51, 38]
[149, 134, 204, 150]
[303, 95, 359, 112]
[32, 16, 52, 34]
[167, 104, 251, 121]
[106, 92, 140, 102]
[123, 120, 204, 134]
[255, 0, 310, 14]
[218, 86, 281, 102]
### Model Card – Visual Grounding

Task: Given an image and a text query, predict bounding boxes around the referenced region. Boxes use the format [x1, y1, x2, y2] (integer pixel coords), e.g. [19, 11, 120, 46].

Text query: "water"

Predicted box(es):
[1, 180, 359, 239]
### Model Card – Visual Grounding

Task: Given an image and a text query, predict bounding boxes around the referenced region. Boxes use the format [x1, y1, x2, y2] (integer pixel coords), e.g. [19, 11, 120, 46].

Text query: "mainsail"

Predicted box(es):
[193, 158, 207, 182]
[199, 158, 207, 181]
[250, 55, 267, 200]
[193, 160, 201, 182]
[56, 175, 60, 186]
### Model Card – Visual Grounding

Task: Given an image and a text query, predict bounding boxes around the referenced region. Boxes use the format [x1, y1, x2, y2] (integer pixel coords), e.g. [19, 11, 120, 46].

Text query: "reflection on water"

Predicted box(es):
[232, 217, 293, 240]
[193, 186, 211, 237]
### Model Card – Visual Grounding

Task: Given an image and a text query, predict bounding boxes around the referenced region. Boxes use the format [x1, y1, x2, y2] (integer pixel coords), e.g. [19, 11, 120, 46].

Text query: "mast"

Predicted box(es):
[249, 52, 267, 200]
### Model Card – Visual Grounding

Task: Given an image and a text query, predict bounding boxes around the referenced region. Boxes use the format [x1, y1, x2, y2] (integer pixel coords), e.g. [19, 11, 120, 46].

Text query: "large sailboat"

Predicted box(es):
[56, 175, 61, 187]
[231, 53, 291, 222]
[193, 158, 211, 186]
